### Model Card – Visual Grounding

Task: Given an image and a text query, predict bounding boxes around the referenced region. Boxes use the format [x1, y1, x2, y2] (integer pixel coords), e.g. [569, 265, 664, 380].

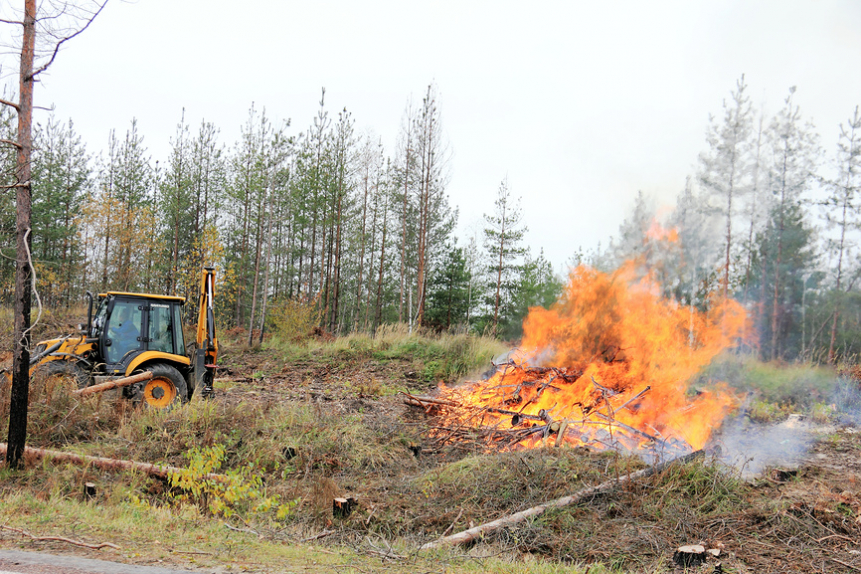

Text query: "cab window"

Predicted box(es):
[148, 303, 174, 354]
[173, 304, 185, 354]
[106, 300, 142, 364]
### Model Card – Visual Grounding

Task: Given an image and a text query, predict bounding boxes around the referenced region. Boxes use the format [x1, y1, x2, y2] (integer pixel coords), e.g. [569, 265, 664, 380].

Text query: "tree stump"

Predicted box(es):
[673, 544, 706, 567]
[333, 496, 358, 518]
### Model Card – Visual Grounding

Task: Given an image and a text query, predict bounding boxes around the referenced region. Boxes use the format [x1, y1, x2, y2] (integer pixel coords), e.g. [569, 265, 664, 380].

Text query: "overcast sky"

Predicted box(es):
[5, 0, 861, 269]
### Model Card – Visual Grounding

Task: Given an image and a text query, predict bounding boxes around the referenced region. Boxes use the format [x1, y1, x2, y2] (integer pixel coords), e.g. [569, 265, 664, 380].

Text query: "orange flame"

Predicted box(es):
[645, 220, 679, 243]
[437, 262, 747, 454]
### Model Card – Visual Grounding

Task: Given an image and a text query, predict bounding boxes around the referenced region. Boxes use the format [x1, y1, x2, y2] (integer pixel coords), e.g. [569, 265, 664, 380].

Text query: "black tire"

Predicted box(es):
[43, 360, 90, 390]
[141, 363, 188, 410]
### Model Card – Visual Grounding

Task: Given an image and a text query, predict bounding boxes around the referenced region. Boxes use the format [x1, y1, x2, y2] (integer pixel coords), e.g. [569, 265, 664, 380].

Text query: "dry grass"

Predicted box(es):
[1, 324, 859, 573]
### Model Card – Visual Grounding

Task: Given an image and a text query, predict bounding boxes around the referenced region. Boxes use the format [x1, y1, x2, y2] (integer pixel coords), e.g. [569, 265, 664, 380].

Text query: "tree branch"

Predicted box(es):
[0, 525, 120, 550]
[0, 98, 20, 111]
[0, 138, 23, 149]
[0, 18, 24, 26]
[28, 0, 109, 80]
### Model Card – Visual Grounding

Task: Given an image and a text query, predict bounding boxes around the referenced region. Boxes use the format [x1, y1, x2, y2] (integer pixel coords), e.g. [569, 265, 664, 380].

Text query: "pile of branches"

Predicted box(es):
[403, 361, 692, 460]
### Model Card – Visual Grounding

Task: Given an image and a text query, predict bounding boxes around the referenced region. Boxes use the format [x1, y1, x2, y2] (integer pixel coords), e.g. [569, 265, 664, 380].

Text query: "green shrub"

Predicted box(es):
[165, 444, 296, 520]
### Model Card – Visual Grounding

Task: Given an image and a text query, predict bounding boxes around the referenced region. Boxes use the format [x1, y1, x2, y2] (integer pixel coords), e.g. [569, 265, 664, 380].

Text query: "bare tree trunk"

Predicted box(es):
[247, 187, 266, 346]
[6, 0, 36, 470]
[374, 186, 390, 333]
[828, 115, 859, 363]
[102, 132, 116, 290]
[399, 141, 411, 323]
[331, 186, 344, 334]
[771, 148, 788, 361]
[258, 195, 274, 345]
[744, 117, 763, 303]
[494, 213, 506, 336]
[723, 156, 735, 300]
[354, 161, 370, 332]
[364, 191, 379, 331]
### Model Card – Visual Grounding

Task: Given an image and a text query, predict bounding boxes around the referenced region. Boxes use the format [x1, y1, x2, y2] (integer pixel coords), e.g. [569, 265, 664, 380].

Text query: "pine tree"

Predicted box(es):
[755, 200, 816, 359]
[483, 178, 527, 336]
[507, 249, 562, 338]
[764, 87, 820, 360]
[823, 105, 861, 361]
[698, 75, 754, 298]
[424, 242, 471, 331]
[30, 115, 90, 306]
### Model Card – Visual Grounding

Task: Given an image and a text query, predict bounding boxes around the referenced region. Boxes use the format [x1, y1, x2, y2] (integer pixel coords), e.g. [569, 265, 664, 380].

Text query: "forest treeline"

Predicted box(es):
[1, 77, 860, 361]
[0, 84, 559, 341]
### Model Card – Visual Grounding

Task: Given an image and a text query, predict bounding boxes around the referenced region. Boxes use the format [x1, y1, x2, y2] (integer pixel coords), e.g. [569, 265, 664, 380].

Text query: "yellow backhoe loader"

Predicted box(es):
[29, 268, 218, 409]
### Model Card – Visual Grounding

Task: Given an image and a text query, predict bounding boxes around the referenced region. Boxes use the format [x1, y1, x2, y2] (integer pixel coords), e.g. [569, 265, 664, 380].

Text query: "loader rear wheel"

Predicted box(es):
[42, 361, 89, 390]
[142, 364, 188, 410]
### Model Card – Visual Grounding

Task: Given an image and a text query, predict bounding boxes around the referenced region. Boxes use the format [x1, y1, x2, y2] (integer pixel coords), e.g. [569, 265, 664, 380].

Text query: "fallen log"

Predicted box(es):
[72, 371, 153, 397]
[420, 449, 704, 549]
[0, 443, 226, 482]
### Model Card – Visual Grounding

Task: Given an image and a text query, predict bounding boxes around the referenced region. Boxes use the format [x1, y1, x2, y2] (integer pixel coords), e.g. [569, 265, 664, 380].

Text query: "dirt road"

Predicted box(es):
[0, 551, 210, 574]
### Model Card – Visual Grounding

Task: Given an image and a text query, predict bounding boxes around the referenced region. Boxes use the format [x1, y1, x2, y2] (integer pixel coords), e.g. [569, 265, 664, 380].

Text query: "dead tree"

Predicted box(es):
[0, 0, 107, 469]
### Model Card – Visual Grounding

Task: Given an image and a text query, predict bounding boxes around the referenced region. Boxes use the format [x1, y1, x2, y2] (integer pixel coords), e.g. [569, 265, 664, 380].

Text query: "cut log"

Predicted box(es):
[673, 544, 706, 567]
[0, 443, 226, 482]
[72, 371, 153, 397]
[420, 450, 703, 549]
[83, 482, 96, 500]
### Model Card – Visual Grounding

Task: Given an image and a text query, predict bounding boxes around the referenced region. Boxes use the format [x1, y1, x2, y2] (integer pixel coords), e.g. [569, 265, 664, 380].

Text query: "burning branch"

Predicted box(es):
[401, 366, 689, 458]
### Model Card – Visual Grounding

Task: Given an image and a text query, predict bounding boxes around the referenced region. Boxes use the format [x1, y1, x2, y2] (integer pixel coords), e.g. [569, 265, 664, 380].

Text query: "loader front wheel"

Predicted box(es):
[142, 363, 188, 410]
[43, 360, 89, 390]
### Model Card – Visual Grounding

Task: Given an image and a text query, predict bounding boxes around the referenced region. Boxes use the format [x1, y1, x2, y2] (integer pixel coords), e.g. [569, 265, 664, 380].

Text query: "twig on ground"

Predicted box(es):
[441, 508, 464, 537]
[833, 558, 861, 572]
[0, 524, 119, 550]
[301, 529, 335, 542]
[223, 523, 259, 536]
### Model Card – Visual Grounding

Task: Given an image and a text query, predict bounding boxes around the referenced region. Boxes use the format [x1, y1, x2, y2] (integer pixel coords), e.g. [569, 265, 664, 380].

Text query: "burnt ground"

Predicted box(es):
[210, 344, 861, 574]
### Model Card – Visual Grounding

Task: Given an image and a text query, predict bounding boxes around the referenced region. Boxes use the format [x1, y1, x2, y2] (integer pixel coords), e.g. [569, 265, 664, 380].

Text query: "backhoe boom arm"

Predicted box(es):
[193, 267, 218, 396]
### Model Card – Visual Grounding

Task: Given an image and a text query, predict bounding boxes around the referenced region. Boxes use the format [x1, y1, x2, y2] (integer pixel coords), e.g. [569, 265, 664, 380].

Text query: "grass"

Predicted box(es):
[267, 324, 507, 384]
[3, 324, 861, 573]
[696, 352, 847, 422]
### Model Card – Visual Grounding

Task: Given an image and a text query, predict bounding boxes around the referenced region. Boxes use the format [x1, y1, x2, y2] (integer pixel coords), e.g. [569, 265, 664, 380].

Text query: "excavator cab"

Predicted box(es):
[92, 293, 187, 376]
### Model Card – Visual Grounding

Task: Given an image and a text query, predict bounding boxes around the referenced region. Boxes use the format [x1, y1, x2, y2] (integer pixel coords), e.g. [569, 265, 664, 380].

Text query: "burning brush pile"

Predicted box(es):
[406, 262, 747, 461]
